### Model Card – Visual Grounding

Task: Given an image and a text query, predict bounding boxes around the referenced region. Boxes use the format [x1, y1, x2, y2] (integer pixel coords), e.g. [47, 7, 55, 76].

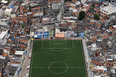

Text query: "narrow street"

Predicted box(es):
[19, 41, 33, 77]
[57, 0, 64, 21]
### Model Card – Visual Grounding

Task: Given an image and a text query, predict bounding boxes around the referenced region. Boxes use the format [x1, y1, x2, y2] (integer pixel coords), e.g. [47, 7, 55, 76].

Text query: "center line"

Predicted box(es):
[32, 67, 84, 68]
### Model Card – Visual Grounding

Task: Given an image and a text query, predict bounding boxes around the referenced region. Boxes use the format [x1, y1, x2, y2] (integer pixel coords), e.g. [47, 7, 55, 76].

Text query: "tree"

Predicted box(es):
[91, 4, 95, 10]
[64, 0, 71, 2]
[78, 11, 85, 20]
[94, 14, 100, 20]
[22, 24, 25, 28]
[92, 4, 95, 8]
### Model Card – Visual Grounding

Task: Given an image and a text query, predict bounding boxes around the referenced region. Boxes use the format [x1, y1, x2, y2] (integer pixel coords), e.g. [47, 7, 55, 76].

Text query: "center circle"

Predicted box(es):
[48, 61, 68, 74]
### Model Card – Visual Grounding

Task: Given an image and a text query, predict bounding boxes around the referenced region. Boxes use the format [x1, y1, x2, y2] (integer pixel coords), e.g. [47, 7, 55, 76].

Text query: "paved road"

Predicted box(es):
[57, 0, 64, 21]
[82, 39, 91, 77]
[19, 41, 33, 77]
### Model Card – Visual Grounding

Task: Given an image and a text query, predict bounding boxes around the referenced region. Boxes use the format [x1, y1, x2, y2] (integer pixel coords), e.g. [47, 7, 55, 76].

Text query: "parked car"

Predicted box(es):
[27, 66, 30, 70]
[29, 53, 31, 59]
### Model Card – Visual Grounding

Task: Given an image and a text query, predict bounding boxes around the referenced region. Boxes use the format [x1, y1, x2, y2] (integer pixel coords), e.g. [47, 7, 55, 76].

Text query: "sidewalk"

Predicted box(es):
[82, 39, 91, 77]
[19, 41, 33, 77]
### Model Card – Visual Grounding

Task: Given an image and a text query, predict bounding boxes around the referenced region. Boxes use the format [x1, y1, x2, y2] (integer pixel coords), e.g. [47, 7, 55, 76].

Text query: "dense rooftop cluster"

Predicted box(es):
[0, 0, 115, 77]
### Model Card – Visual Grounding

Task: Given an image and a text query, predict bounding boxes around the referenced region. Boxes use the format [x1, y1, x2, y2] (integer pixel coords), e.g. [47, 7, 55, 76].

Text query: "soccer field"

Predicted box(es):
[29, 40, 87, 77]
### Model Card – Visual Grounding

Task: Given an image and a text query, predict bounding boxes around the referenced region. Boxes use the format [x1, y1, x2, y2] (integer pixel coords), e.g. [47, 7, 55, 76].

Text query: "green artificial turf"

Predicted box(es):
[29, 40, 87, 77]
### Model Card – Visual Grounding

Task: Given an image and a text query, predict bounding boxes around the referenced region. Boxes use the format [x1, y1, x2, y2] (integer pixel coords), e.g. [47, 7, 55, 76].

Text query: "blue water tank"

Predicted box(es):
[12, 38, 14, 41]
[38, 35, 42, 38]
[9, 5, 15, 8]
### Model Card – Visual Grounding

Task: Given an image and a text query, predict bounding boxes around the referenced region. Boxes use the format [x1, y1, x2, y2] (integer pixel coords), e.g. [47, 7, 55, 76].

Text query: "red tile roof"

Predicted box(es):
[48, 0, 61, 3]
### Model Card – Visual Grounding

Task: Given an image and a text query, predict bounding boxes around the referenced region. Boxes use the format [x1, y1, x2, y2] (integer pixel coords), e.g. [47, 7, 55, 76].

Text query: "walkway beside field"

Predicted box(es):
[82, 39, 91, 77]
[19, 41, 33, 77]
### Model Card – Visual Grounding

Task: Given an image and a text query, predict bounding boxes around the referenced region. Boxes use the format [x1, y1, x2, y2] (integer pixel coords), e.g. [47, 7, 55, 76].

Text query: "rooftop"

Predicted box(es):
[100, 3, 116, 15]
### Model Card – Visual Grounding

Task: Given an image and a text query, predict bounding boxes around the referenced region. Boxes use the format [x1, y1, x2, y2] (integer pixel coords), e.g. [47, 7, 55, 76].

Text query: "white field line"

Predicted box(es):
[31, 67, 85, 68]
[72, 40, 74, 49]
[42, 40, 74, 49]
[50, 48, 66, 51]
[50, 48, 84, 51]
[49, 40, 66, 44]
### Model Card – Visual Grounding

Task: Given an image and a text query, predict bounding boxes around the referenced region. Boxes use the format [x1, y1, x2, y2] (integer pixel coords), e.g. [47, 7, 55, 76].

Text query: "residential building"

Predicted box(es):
[100, 3, 116, 15]
[0, 29, 9, 45]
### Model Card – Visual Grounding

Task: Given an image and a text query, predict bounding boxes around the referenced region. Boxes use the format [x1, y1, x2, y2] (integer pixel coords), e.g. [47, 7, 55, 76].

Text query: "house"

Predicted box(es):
[0, 19, 9, 26]
[48, 0, 61, 3]
[65, 31, 75, 37]
[79, 32, 85, 37]
[0, 8, 4, 17]
[93, 66, 107, 73]
[19, 36, 30, 45]
[30, 28, 35, 37]
[4, 8, 12, 16]
[34, 31, 43, 39]
[16, 16, 28, 24]
[30, 6, 43, 17]
[9, 56, 21, 76]
[49, 31, 54, 37]
[14, 49, 25, 56]
[87, 12, 94, 17]
[34, 26, 50, 39]
[52, 3, 61, 9]
[42, 17, 50, 24]
[4, 5, 18, 17]
[55, 28, 67, 38]
[29, 3, 39, 8]
[82, 3, 92, 13]
[1, 0, 8, 4]
[20, 3, 29, 13]
[0, 29, 9, 45]
[100, 0, 105, 2]
[9, 5, 19, 16]
[110, 0, 116, 2]
[2, 47, 10, 57]
[33, 11, 43, 17]
[81, 0, 87, 4]
[34, 31, 49, 38]
[100, 3, 116, 15]
[14, 48, 28, 60]
[6, 64, 20, 77]
[43, 31, 49, 38]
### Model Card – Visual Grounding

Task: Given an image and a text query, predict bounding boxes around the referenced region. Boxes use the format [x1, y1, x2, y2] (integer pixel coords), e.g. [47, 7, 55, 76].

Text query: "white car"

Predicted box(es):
[26, 73, 29, 77]
[29, 53, 31, 59]
[27, 66, 30, 70]
[24, 73, 29, 77]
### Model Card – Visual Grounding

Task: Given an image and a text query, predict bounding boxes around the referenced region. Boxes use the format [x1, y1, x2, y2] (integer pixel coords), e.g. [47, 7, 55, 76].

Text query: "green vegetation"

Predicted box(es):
[92, 4, 95, 8]
[91, 4, 95, 10]
[94, 14, 100, 20]
[22, 24, 25, 28]
[64, 0, 71, 2]
[30, 40, 87, 77]
[78, 11, 85, 20]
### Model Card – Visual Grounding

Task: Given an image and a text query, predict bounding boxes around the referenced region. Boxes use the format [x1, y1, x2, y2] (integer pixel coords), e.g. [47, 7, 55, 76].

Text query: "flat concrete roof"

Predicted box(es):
[100, 4, 116, 15]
